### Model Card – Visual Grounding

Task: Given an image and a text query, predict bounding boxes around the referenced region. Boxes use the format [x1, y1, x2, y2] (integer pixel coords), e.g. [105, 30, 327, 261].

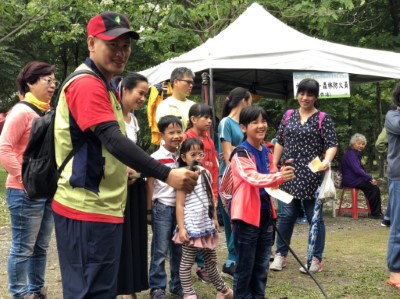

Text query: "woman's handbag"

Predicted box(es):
[318, 167, 336, 203]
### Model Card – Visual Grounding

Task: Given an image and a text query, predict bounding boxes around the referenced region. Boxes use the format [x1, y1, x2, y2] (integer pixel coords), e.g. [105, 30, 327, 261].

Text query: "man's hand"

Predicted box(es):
[166, 168, 199, 193]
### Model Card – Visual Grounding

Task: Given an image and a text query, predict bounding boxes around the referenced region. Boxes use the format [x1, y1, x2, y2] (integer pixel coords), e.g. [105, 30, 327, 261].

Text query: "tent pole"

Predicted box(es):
[209, 68, 215, 137]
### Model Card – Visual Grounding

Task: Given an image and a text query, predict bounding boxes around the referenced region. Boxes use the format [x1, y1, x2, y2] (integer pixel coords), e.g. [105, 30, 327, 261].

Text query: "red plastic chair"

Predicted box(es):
[337, 187, 371, 219]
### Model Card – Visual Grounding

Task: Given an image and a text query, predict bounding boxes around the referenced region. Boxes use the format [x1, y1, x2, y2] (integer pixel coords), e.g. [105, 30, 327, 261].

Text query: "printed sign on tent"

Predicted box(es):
[293, 72, 350, 99]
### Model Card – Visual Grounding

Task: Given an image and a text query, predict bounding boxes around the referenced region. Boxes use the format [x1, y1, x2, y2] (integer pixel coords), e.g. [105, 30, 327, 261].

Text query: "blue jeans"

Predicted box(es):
[232, 209, 273, 299]
[6, 188, 53, 299]
[276, 199, 325, 261]
[149, 200, 182, 293]
[387, 180, 400, 272]
[218, 195, 236, 265]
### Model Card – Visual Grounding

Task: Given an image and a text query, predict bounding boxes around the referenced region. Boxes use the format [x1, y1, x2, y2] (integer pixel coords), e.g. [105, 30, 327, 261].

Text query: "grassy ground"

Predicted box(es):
[0, 166, 8, 226]
[0, 166, 398, 298]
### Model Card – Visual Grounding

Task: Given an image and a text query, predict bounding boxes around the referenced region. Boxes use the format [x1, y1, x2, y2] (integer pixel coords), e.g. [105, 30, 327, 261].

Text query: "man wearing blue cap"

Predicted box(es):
[52, 11, 198, 298]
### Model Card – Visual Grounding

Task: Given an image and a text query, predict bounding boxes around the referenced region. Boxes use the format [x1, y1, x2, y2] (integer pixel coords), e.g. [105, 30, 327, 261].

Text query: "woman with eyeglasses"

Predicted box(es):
[0, 61, 57, 299]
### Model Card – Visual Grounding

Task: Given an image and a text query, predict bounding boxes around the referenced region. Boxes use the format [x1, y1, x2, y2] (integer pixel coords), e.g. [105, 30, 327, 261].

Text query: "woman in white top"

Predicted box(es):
[114, 73, 150, 299]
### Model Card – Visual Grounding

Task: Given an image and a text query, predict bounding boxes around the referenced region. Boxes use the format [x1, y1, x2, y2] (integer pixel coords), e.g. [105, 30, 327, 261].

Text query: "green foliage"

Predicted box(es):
[0, 0, 399, 168]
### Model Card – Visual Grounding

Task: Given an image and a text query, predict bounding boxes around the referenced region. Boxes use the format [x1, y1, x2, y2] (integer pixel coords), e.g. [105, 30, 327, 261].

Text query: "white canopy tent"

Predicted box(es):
[139, 2, 400, 100]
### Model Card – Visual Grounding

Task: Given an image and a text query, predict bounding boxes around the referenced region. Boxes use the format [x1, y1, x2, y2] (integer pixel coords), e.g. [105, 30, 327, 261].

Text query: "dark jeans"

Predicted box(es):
[232, 209, 273, 299]
[218, 196, 236, 265]
[356, 181, 382, 216]
[53, 212, 122, 299]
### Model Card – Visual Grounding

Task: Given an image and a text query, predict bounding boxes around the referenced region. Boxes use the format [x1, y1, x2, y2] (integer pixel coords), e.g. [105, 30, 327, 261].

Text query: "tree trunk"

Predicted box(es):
[389, 0, 400, 36]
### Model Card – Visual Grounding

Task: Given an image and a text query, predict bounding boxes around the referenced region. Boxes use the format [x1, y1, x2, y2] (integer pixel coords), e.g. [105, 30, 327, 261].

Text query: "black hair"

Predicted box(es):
[186, 103, 213, 130]
[170, 67, 195, 88]
[222, 87, 252, 117]
[239, 106, 268, 141]
[297, 78, 320, 108]
[392, 82, 400, 107]
[114, 72, 148, 100]
[178, 138, 214, 219]
[157, 115, 183, 133]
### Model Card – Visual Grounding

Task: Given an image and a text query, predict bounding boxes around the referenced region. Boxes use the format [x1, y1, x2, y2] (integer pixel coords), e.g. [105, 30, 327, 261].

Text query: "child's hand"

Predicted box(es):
[179, 228, 190, 243]
[214, 218, 220, 232]
[281, 166, 295, 182]
[146, 214, 152, 225]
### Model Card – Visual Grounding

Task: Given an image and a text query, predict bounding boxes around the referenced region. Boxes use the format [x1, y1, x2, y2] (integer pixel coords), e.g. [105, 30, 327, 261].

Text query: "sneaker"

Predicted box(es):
[196, 267, 210, 283]
[381, 219, 391, 227]
[296, 217, 308, 224]
[299, 257, 323, 274]
[221, 263, 235, 279]
[269, 253, 287, 271]
[151, 289, 166, 299]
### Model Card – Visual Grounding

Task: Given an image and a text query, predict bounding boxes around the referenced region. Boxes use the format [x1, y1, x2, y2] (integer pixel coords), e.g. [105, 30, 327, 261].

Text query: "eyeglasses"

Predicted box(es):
[41, 77, 59, 88]
[177, 79, 194, 86]
[188, 152, 205, 159]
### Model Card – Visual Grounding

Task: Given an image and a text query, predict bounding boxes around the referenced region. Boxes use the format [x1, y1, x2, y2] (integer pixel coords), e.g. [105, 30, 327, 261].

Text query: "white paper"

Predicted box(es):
[308, 156, 323, 173]
[265, 188, 293, 204]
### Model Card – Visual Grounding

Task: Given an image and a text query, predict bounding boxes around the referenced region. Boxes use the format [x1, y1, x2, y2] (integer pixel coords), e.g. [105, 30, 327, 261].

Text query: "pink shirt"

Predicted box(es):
[0, 103, 40, 189]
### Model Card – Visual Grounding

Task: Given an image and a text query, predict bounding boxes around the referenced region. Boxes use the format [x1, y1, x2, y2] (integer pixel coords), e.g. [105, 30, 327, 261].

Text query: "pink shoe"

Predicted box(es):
[216, 288, 233, 299]
[183, 294, 198, 299]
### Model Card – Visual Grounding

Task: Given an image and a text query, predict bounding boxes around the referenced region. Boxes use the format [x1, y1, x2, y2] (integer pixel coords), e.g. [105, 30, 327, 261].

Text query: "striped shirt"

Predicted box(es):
[184, 167, 217, 238]
[151, 145, 179, 206]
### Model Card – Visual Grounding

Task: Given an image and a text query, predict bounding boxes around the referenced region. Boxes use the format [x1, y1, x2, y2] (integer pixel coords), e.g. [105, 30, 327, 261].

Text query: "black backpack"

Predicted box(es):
[22, 69, 102, 199]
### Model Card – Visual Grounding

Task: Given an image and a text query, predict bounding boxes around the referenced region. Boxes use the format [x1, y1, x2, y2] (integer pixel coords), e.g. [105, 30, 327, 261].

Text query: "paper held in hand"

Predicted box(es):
[265, 188, 293, 204]
[308, 156, 323, 173]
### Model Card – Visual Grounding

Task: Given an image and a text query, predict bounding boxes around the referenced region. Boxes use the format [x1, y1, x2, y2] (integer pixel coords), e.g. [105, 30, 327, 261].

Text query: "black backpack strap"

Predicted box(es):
[18, 101, 44, 116]
[54, 69, 101, 108]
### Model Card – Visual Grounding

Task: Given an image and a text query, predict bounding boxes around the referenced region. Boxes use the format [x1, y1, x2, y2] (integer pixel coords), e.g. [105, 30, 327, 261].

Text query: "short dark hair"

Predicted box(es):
[157, 115, 183, 133]
[392, 82, 400, 107]
[170, 67, 195, 88]
[239, 106, 268, 127]
[239, 106, 268, 142]
[16, 61, 55, 95]
[186, 103, 213, 130]
[178, 138, 204, 167]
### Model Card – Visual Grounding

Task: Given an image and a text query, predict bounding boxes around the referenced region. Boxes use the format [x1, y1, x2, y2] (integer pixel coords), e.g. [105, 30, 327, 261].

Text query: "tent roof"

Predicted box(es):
[139, 2, 400, 99]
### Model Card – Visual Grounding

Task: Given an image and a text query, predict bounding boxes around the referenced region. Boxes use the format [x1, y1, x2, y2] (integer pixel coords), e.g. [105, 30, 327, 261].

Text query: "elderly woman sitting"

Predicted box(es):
[340, 133, 382, 218]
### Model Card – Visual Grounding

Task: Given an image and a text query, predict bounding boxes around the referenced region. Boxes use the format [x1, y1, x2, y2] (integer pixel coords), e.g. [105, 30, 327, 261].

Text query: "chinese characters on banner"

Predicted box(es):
[293, 72, 350, 99]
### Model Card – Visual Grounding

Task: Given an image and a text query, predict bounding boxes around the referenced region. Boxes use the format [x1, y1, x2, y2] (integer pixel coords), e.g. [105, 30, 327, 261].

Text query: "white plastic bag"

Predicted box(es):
[318, 167, 336, 203]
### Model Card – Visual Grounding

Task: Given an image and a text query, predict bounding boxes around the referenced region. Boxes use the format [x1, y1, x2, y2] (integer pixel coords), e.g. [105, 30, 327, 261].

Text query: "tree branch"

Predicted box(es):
[0, 8, 50, 44]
